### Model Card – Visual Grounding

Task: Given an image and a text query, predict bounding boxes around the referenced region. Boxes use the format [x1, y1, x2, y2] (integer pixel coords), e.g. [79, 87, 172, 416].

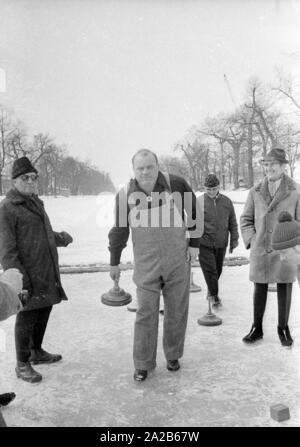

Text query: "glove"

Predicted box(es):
[60, 231, 73, 246]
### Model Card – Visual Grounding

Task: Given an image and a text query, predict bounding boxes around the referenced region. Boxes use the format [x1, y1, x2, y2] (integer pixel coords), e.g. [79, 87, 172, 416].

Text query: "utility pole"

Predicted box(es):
[224, 74, 237, 108]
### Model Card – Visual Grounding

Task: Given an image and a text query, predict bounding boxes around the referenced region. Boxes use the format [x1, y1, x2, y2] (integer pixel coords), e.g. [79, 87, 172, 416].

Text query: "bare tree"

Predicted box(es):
[273, 70, 300, 115]
[201, 112, 246, 189]
[0, 104, 19, 194]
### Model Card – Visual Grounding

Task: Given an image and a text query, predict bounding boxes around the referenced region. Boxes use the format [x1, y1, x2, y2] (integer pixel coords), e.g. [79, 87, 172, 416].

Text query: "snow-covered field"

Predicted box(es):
[0, 189, 250, 266]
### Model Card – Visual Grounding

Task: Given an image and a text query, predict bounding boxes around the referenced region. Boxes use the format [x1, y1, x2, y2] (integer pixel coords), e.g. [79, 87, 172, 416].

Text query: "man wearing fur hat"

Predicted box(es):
[240, 148, 300, 346]
[197, 174, 239, 307]
[0, 157, 73, 383]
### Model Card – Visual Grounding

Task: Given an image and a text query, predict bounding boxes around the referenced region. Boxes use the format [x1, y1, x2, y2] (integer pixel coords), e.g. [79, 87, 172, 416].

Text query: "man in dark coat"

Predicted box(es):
[0, 157, 73, 383]
[197, 174, 239, 306]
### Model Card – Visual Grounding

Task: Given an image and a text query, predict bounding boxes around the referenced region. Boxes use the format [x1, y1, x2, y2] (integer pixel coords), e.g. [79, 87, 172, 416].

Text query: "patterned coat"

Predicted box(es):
[240, 174, 300, 283]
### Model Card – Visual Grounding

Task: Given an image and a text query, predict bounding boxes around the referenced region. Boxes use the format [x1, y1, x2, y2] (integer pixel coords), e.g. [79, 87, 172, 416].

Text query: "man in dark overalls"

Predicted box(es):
[109, 149, 202, 381]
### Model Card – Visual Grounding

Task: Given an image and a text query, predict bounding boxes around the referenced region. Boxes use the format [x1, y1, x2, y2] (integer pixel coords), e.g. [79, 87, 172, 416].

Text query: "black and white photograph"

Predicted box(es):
[1, 0, 300, 432]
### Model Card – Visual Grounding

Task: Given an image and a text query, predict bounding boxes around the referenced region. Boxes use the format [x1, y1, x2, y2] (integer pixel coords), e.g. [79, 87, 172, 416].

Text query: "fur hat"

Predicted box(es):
[204, 174, 220, 188]
[271, 211, 300, 250]
[11, 157, 38, 179]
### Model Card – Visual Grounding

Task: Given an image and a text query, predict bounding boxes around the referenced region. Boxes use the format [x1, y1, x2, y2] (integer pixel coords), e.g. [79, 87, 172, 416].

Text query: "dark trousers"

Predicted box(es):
[253, 283, 292, 328]
[15, 306, 52, 362]
[199, 245, 227, 297]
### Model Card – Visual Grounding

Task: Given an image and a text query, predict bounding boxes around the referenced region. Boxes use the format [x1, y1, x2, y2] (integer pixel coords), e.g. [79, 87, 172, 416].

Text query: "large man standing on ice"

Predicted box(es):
[108, 149, 202, 382]
[0, 157, 73, 383]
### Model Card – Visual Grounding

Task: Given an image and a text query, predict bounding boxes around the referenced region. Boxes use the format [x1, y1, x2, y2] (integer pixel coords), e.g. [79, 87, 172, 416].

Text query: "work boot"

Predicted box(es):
[29, 348, 62, 364]
[242, 325, 263, 343]
[278, 326, 293, 347]
[15, 362, 42, 383]
[0, 392, 16, 407]
[166, 359, 180, 371]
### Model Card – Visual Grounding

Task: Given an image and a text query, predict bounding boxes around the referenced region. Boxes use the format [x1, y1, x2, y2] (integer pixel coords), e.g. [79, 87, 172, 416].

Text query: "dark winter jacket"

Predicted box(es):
[198, 193, 239, 249]
[0, 189, 69, 311]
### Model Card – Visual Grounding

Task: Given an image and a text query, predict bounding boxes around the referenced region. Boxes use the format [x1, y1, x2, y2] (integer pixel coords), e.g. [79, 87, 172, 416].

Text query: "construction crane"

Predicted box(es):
[224, 74, 237, 108]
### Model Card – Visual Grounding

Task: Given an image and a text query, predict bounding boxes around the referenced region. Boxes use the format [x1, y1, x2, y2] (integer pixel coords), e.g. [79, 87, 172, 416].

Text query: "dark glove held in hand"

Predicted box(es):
[60, 231, 73, 246]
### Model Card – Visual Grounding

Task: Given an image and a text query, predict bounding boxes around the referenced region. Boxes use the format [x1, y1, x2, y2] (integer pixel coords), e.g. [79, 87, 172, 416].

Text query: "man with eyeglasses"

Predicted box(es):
[197, 174, 239, 307]
[240, 148, 300, 346]
[0, 157, 73, 383]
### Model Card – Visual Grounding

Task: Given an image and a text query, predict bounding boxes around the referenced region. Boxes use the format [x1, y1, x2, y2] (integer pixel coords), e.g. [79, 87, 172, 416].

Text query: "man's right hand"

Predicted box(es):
[110, 265, 121, 282]
[0, 268, 23, 294]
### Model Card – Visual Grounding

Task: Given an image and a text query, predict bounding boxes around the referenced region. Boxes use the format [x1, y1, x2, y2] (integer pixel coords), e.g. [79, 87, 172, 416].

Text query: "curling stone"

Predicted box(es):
[127, 297, 138, 312]
[198, 295, 222, 326]
[190, 271, 202, 292]
[101, 279, 132, 307]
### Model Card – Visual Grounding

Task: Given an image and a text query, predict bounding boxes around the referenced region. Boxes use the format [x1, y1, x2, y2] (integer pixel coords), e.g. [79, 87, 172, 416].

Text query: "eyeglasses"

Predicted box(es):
[19, 174, 39, 182]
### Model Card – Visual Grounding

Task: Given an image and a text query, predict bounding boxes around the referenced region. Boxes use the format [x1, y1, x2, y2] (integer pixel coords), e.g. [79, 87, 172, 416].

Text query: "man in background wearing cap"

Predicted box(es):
[197, 174, 239, 307]
[240, 148, 300, 346]
[0, 157, 73, 383]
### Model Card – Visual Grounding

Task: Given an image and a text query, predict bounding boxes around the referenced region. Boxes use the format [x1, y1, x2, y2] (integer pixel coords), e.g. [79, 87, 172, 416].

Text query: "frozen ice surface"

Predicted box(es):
[1, 266, 300, 427]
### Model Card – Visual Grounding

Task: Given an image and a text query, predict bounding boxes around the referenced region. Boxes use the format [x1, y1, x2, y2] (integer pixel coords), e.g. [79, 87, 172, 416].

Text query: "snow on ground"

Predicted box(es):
[1, 266, 300, 427]
[1, 189, 300, 427]
[0, 189, 250, 267]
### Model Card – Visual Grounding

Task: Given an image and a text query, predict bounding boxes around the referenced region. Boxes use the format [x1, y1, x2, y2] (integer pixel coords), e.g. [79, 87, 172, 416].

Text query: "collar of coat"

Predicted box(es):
[6, 188, 45, 216]
[254, 174, 297, 211]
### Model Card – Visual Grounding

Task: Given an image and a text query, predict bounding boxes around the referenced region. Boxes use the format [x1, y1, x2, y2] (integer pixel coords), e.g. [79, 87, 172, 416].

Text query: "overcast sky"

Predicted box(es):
[1, 0, 300, 187]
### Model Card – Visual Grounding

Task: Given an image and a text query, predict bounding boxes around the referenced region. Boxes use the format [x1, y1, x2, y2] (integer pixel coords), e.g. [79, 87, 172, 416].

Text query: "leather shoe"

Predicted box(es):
[242, 325, 263, 343]
[278, 326, 293, 346]
[134, 369, 147, 381]
[167, 359, 180, 371]
[29, 348, 62, 364]
[0, 392, 16, 407]
[15, 362, 42, 383]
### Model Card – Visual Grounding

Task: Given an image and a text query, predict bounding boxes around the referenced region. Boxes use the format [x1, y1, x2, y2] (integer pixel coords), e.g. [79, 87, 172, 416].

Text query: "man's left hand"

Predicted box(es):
[187, 246, 199, 263]
[61, 231, 73, 246]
